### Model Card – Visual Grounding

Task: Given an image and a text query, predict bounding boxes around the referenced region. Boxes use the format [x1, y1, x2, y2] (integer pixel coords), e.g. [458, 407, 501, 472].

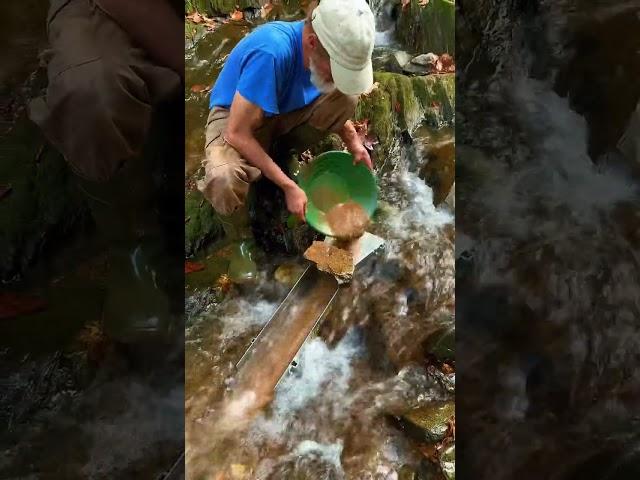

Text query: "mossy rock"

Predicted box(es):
[185, 189, 224, 256]
[0, 117, 86, 280]
[186, 0, 304, 16]
[356, 72, 454, 159]
[399, 401, 454, 443]
[397, 0, 455, 55]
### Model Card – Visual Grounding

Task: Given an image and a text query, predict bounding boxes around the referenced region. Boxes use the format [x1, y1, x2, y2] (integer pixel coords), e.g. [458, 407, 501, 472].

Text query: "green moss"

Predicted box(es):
[0, 116, 86, 279]
[185, 189, 223, 256]
[356, 72, 455, 158]
[186, 0, 302, 16]
[397, 0, 455, 54]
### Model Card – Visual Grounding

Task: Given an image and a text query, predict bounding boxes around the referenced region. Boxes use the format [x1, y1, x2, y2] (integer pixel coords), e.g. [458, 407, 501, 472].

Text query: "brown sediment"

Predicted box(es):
[325, 201, 371, 240]
[304, 241, 354, 282]
[310, 184, 350, 212]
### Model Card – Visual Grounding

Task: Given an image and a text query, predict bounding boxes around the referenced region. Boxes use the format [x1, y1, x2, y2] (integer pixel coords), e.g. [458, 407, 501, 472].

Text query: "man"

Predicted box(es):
[197, 0, 376, 283]
[28, 0, 183, 347]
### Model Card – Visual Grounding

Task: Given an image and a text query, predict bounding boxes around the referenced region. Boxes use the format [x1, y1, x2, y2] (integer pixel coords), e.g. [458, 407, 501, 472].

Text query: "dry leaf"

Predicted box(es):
[190, 84, 211, 93]
[230, 8, 244, 21]
[186, 12, 204, 24]
[418, 0, 430, 6]
[0, 292, 47, 320]
[299, 149, 313, 163]
[401, 0, 411, 11]
[185, 261, 205, 274]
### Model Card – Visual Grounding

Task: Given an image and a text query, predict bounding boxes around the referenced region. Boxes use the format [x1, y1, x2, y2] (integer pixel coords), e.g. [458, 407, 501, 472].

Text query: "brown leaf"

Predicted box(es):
[299, 149, 313, 163]
[0, 292, 47, 320]
[190, 84, 211, 93]
[230, 8, 244, 21]
[0, 184, 12, 201]
[440, 53, 455, 72]
[401, 0, 411, 11]
[261, 2, 274, 19]
[186, 12, 204, 24]
[185, 261, 205, 274]
[418, 0, 430, 6]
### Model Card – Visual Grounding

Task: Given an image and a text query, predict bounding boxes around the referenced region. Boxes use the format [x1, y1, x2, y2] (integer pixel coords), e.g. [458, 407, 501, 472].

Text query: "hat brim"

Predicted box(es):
[330, 57, 373, 96]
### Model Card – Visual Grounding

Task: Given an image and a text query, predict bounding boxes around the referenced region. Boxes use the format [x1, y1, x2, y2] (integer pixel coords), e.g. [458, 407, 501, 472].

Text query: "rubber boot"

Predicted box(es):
[219, 205, 258, 284]
[76, 157, 175, 347]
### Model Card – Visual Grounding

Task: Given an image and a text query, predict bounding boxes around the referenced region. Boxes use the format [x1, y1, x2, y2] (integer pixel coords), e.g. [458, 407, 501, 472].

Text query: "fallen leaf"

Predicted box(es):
[190, 84, 211, 93]
[418, 0, 430, 6]
[0, 184, 12, 201]
[431, 101, 441, 108]
[230, 8, 244, 21]
[394, 102, 401, 113]
[0, 292, 47, 320]
[441, 363, 454, 374]
[261, 2, 274, 19]
[215, 274, 233, 293]
[185, 261, 205, 274]
[186, 12, 204, 24]
[401, 0, 411, 11]
[440, 53, 455, 72]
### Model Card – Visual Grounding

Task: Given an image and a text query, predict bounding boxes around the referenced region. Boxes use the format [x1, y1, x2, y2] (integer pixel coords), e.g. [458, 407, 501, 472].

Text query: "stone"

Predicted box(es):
[274, 263, 304, 287]
[400, 401, 455, 443]
[440, 445, 455, 480]
[304, 241, 354, 284]
[419, 140, 455, 207]
[402, 62, 430, 76]
[411, 53, 439, 67]
[424, 324, 455, 360]
[396, 0, 455, 55]
[394, 51, 414, 69]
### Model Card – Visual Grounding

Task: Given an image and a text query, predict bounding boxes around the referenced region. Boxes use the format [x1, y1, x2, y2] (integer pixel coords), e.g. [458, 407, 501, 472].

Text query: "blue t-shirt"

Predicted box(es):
[209, 21, 321, 116]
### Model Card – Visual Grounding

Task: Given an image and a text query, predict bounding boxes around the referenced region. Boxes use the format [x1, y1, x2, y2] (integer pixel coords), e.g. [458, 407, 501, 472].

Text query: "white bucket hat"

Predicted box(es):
[311, 0, 375, 95]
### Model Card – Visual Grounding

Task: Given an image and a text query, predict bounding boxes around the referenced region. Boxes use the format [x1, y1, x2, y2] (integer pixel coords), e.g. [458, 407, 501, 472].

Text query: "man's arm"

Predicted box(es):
[226, 92, 308, 221]
[338, 120, 373, 170]
[96, 0, 183, 78]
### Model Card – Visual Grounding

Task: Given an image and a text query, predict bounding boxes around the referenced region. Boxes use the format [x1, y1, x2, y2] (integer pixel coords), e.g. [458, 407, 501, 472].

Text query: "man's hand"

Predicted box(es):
[348, 142, 373, 170]
[283, 183, 308, 222]
[338, 120, 374, 170]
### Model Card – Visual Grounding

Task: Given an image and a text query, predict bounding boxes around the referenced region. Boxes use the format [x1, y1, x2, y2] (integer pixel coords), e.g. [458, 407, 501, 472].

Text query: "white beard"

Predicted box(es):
[309, 57, 336, 94]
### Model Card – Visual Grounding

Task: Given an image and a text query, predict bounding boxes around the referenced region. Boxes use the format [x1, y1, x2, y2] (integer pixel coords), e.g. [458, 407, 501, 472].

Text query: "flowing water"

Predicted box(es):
[184, 15, 455, 477]
[457, 1, 640, 478]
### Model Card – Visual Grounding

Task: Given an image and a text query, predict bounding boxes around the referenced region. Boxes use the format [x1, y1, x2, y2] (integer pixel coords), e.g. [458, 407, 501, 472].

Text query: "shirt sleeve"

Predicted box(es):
[236, 50, 280, 116]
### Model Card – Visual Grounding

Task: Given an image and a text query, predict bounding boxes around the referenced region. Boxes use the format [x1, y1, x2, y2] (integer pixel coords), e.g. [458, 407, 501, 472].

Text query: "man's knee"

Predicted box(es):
[32, 59, 152, 181]
[197, 160, 260, 216]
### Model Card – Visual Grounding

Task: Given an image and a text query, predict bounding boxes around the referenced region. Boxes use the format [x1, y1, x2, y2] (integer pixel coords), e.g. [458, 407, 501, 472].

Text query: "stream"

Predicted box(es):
[457, 0, 640, 478]
[185, 11, 455, 480]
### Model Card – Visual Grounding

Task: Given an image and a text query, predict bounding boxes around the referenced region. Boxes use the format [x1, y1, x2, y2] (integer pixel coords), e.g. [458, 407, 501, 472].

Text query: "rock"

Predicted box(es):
[399, 401, 454, 443]
[303, 241, 354, 284]
[440, 445, 455, 480]
[373, 51, 405, 74]
[402, 62, 430, 76]
[396, 0, 455, 55]
[394, 51, 414, 69]
[186, 0, 305, 17]
[411, 53, 439, 67]
[425, 324, 455, 360]
[0, 116, 87, 281]
[419, 140, 455, 207]
[356, 72, 455, 160]
[185, 189, 223, 256]
[443, 183, 455, 212]
[274, 263, 304, 286]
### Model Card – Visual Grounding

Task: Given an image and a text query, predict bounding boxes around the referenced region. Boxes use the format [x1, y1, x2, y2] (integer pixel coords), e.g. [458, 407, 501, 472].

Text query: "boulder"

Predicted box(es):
[396, 0, 455, 55]
[399, 401, 455, 443]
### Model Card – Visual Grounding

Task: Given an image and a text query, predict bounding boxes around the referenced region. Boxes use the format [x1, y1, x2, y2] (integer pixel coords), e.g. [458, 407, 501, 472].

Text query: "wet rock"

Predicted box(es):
[424, 324, 455, 360]
[304, 241, 354, 284]
[396, 0, 455, 55]
[274, 262, 305, 287]
[399, 401, 454, 443]
[419, 140, 455, 206]
[187, 0, 305, 17]
[356, 72, 454, 160]
[185, 189, 223, 256]
[402, 62, 430, 76]
[0, 116, 87, 281]
[440, 445, 455, 480]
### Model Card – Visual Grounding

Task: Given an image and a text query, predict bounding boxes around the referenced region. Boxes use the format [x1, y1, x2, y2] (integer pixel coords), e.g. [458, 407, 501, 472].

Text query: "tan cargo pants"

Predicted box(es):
[197, 89, 358, 216]
[28, 0, 181, 182]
